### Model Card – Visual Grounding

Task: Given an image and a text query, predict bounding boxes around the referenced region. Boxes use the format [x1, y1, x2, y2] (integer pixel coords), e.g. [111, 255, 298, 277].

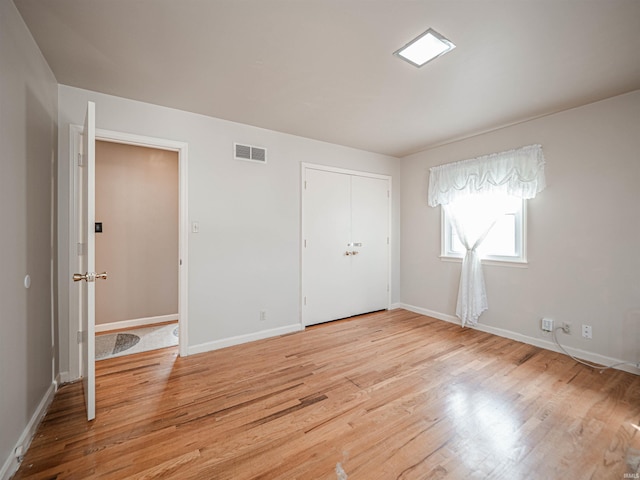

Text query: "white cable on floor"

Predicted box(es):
[552, 327, 636, 373]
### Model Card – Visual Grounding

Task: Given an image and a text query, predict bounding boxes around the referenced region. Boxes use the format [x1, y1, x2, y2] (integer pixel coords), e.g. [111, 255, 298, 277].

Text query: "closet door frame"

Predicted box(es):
[300, 162, 392, 327]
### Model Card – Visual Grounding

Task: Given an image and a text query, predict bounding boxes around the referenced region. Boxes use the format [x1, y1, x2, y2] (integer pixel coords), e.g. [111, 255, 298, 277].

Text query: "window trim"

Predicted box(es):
[440, 198, 528, 267]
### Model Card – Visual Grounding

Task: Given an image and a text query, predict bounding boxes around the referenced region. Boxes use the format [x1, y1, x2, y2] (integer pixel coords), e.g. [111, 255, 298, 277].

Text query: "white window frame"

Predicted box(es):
[440, 198, 528, 267]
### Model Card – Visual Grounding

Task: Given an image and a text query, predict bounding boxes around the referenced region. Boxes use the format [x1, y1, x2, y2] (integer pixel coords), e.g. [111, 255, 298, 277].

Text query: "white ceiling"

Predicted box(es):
[14, 0, 640, 157]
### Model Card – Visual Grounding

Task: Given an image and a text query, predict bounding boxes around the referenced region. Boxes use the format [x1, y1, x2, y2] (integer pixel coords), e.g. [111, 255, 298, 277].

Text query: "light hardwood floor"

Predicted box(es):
[12, 309, 640, 479]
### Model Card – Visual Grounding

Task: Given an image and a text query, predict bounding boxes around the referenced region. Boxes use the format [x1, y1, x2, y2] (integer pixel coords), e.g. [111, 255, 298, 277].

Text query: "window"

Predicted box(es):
[441, 195, 526, 264]
[428, 144, 545, 325]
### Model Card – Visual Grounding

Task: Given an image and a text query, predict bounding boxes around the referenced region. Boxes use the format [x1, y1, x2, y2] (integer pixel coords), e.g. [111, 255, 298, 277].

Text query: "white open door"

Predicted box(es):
[74, 101, 100, 421]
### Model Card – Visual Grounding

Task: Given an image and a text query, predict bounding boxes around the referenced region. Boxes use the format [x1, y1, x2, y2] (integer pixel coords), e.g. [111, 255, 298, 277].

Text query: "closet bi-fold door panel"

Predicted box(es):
[303, 168, 352, 325]
[350, 174, 389, 316]
[303, 166, 390, 327]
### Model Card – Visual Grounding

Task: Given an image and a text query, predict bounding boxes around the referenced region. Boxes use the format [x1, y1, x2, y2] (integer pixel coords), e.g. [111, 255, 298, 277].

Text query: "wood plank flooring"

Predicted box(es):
[12, 309, 640, 479]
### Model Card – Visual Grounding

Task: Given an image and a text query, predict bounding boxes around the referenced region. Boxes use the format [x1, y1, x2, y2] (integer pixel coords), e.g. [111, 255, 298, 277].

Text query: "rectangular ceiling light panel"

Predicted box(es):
[394, 28, 456, 67]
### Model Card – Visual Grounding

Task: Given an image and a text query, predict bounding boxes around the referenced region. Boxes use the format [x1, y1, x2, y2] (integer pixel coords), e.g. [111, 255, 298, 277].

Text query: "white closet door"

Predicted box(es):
[303, 166, 390, 326]
[350, 175, 389, 315]
[303, 168, 352, 325]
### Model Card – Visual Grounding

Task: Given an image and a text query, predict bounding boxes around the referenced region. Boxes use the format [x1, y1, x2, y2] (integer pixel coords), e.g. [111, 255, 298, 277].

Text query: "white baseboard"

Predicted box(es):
[188, 323, 304, 356]
[95, 314, 179, 333]
[397, 303, 640, 376]
[389, 303, 403, 310]
[1, 382, 56, 480]
[397, 304, 459, 324]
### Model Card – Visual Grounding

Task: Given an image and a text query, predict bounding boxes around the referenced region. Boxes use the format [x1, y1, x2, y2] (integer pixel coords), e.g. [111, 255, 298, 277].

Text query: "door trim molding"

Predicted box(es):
[300, 162, 392, 327]
[68, 126, 189, 379]
[302, 162, 392, 180]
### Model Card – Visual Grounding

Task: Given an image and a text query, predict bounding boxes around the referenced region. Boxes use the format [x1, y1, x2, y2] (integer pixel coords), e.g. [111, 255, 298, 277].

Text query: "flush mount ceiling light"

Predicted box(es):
[393, 28, 456, 67]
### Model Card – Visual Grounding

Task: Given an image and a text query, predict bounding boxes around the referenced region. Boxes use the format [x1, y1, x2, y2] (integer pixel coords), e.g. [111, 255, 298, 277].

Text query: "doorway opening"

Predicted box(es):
[94, 140, 179, 360]
[68, 126, 188, 379]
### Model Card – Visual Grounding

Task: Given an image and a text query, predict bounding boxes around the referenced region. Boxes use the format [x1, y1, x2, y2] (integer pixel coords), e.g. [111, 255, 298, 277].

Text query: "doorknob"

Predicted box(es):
[344, 251, 352, 256]
[73, 272, 108, 282]
[351, 251, 359, 255]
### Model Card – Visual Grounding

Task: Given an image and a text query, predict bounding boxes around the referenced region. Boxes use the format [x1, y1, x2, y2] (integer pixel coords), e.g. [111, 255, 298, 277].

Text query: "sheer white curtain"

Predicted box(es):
[429, 144, 546, 327]
[444, 194, 514, 325]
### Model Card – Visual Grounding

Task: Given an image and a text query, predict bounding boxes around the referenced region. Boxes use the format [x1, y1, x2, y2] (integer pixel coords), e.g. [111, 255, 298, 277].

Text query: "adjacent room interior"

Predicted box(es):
[94, 140, 180, 361]
[2, 1, 639, 479]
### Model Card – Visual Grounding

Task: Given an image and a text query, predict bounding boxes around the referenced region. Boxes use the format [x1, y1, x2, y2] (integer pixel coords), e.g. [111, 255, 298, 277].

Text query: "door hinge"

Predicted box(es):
[304, 239, 307, 248]
[179, 259, 182, 266]
[387, 284, 390, 292]
[77, 242, 85, 256]
[304, 181, 307, 190]
[304, 296, 307, 306]
[387, 190, 390, 198]
[77, 331, 82, 344]
[78, 153, 84, 166]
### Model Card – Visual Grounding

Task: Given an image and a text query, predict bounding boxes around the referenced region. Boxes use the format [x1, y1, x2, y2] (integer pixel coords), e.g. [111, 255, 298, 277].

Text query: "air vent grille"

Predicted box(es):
[234, 143, 267, 164]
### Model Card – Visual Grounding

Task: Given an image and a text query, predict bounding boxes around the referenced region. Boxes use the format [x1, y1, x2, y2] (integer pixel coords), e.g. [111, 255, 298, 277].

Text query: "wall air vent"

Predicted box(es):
[234, 143, 267, 164]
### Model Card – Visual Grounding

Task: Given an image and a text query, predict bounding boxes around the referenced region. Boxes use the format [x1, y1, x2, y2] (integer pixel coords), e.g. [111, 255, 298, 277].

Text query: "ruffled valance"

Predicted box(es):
[428, 144, 546, 207]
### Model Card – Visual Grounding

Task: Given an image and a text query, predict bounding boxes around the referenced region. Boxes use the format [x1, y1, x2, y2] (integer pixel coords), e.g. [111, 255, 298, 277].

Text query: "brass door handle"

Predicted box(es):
[350, 251, 359, 256]
[344, 251, 352, 256]
[344, 251, 359, 256]
[73, 272, 108, 282]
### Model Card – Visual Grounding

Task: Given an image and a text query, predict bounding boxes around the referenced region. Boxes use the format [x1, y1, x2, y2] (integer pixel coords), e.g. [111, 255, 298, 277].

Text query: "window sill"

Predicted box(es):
[439, 255, 529, 268]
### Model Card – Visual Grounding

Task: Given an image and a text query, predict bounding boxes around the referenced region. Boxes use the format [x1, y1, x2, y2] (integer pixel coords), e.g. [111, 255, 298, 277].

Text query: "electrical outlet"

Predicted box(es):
[541, 317, 554, 332]
[582, 324, 592, 339]
[260, 310, 267, 322]
[561, 322, 571, 334]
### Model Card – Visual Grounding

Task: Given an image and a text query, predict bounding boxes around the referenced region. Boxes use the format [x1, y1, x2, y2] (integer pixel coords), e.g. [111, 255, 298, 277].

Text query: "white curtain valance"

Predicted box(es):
[428, 144, 546, 207]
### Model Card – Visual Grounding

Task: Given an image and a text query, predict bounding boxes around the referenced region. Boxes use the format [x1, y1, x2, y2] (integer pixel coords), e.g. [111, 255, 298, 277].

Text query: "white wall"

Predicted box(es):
[401, 91, 640, 369]
[0, 0, 58, 477]
[57, 85, 401, 377]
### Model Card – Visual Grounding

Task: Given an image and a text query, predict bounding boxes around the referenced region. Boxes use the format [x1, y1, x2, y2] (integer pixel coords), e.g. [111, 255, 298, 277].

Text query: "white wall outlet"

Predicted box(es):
[260, 310, 267, 322]
[582, 324, 592, 339]
[541, 317, 554, 332]
[191, 221, 199, 233]
[561, 322, 571, 334]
